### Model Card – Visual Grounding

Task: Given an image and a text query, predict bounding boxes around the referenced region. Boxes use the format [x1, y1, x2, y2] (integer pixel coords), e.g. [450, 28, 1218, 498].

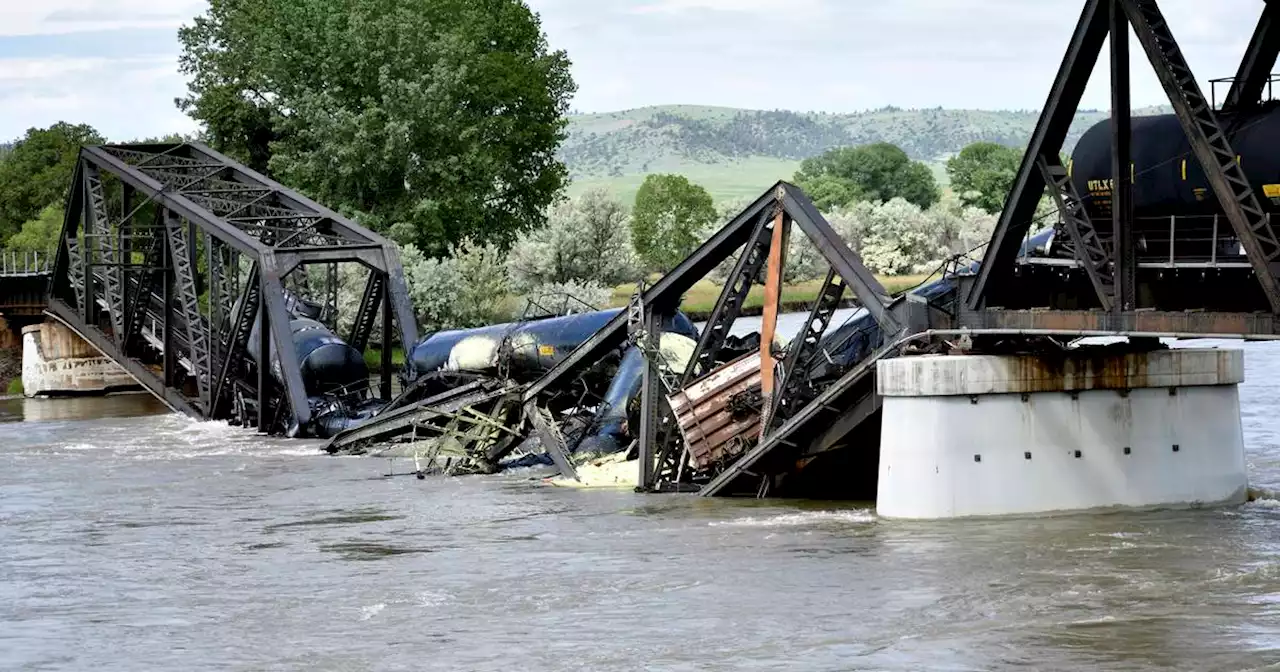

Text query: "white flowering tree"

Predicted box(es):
[508, 188, 639, 293]
[399, 240, 511, 332]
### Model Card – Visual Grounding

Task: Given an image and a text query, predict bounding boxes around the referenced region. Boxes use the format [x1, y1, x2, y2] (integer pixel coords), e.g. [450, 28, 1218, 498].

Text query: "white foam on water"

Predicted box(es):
[1246, 498, 1280, 510]
[414, 591, 453, 607]
[274, 447, 328, 457]
[708, 510, 877, 528]
[62, 443, 107, 452]
[1092, 531, 1149, 539]
[1065, 615, 1118, 626]
[359, 603, 386, 621]
[32, 412, 330, 461]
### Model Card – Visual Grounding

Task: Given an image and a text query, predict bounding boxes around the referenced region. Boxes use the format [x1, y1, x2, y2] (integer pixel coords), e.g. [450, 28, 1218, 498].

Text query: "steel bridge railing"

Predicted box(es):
[0, 250, 53, 277]
[1045, 213, 1256, 267]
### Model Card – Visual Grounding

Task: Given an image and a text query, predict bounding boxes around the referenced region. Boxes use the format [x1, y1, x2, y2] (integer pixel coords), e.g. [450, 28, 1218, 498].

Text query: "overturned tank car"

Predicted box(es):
[319, 306, 707, 475]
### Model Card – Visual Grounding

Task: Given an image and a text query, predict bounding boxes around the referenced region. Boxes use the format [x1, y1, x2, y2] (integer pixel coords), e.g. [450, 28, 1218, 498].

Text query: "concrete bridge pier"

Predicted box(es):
[21, 322, 137, 397]
[875, 348, 1248, 519]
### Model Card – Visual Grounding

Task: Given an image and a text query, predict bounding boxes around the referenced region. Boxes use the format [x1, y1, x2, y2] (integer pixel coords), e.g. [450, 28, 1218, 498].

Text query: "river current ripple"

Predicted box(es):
[2, 334, 1280, 670]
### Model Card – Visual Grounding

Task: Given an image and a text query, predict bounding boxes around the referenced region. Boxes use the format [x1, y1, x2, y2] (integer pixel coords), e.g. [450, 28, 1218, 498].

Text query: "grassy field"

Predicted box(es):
[565, 155, 802, 205]
[363, 347, 406, 370]
[367, 274, 931, 360]
[566, 156, 950, 205]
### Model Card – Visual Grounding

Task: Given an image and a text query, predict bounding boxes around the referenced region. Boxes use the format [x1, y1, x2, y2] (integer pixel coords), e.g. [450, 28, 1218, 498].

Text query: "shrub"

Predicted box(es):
[399, 240, 510, 332]
[508, 188, 638, 292]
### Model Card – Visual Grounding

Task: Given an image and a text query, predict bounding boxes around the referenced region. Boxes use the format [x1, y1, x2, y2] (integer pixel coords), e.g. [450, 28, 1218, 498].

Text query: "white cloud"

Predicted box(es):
[0, 0, 1273, 142]
[532, 0, 1269, 113]
[629, 0, 829, 17]
[0, 0, 206, 36]
[0, 56, 122, 80]
[0, 55, 198, 140]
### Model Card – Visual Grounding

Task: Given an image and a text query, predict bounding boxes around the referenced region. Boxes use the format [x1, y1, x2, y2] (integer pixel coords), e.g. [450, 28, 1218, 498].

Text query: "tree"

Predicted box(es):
[824, 196, 998, 276]
[400, 239, 511, 332]
[631, 174, 716, 272]
[178, 0, 577, 256]
[507, 188, 637, 291]
[793, 143, 939, 210]
[5, 205, 64, 256]
[0, 122, 103, 241]
[946, 142, 1022, 214]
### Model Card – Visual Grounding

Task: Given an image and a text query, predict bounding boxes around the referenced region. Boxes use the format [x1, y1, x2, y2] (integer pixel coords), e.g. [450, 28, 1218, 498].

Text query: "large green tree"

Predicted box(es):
[5, 205, 64, 256]
[0, 122, 103, 241]
[946, 142, 1022, 214]
[178, 0, 577, 256]
[631, 174, 716, 273]
[793, 143, 939, 211]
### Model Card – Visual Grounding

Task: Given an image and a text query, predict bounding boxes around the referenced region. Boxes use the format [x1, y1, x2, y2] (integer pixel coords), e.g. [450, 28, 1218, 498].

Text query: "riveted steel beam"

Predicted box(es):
[967, 0, 1109, 310]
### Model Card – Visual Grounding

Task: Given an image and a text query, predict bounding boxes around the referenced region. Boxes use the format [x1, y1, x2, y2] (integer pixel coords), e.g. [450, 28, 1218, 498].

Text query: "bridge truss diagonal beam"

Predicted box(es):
[965, 0, 1109, 311]
[615, 183, 899, 492]
[1224, 0, 1280, 111]
[1037, 156, 1116, 312]
[522, 181, 897, 406]
[1121, 0, 1280, 312]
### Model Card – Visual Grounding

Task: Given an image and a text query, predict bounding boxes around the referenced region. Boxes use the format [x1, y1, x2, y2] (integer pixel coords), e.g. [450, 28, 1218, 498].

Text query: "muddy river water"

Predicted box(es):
[2, 317, 1279, 670]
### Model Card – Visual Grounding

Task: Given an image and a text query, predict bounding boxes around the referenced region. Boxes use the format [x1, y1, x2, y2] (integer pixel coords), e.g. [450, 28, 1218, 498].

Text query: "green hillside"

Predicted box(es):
[560, 104, 1169, 202]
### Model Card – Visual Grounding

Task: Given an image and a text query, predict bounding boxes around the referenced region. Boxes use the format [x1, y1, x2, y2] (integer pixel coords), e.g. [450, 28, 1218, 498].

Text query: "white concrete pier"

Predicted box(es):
[875, 348, 1248, 519]
[22, 322, 136, 396]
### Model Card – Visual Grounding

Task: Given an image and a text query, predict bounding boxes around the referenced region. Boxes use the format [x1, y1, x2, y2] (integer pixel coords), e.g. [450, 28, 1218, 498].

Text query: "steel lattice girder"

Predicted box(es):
[1037, 154, 1116, 311]
[46, 143, 420, 433]
[967, 0, 1280, 314]
[680, 209, 774, 385]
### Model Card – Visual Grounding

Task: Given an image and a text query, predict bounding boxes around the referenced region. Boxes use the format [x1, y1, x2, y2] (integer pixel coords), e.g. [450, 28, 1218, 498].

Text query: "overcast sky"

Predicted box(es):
[0, 0, 1267, 142]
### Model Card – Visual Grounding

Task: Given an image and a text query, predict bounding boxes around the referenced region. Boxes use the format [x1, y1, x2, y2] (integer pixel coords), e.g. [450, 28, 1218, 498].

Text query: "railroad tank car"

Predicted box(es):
[247, 317, 370, 398]
[1070, 104, 1280, 219]
[406, 308, 699, 380]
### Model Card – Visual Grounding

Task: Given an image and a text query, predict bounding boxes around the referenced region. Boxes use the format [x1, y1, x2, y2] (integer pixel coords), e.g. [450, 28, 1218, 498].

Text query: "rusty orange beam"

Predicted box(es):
[759, 208, 787, 435]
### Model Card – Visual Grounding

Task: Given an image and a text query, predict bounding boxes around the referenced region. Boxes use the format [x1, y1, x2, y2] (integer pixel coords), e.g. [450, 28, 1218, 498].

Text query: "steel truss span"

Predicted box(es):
[968, 0, 1280, 315]
[47, 142, 418, 436]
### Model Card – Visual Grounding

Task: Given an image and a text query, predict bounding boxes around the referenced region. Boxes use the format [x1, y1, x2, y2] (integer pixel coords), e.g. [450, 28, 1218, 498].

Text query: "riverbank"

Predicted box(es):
[0, 348, 19, 396]
[609, 274, 930, 321]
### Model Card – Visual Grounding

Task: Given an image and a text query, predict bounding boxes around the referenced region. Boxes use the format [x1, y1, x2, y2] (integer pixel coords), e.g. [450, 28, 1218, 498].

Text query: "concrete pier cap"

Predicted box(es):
[875, 348, 1248, 520]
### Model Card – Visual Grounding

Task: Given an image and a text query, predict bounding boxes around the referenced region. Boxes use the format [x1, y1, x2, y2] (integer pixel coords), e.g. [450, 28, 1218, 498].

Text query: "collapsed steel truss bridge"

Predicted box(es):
[47, 142, 418, 435]
[40, 0, 1280, 498]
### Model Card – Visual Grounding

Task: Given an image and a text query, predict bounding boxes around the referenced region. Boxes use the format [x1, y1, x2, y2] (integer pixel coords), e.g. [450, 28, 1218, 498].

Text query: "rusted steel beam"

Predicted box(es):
[962, 308, 1280, 337]
[758, 208, 787, 432]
